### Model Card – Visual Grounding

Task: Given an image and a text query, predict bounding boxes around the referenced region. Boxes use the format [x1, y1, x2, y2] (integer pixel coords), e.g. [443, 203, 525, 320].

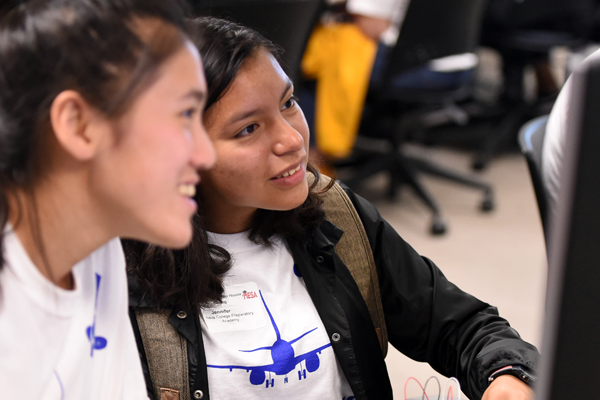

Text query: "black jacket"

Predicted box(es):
[129, 185, 539, 400]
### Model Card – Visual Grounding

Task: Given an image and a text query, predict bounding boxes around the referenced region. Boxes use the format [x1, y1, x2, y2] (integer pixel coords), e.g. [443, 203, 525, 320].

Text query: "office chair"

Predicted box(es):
[518, 115, 550, 238]
[192, 0, 325, 87]
[334, 0, 493, 235]
[472, 0, 595, 171]
[0, 0, 26, 14]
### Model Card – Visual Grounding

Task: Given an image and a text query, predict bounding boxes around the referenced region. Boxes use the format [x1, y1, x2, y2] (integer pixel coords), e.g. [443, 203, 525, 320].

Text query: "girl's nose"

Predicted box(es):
[191, 120, 216, 170]
[272, 117, 304, 156]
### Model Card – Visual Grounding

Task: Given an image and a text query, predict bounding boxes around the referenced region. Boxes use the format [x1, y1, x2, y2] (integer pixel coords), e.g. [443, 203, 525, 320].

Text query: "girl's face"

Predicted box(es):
[201, 49, 310, 233]
[92, 41, 215, 248]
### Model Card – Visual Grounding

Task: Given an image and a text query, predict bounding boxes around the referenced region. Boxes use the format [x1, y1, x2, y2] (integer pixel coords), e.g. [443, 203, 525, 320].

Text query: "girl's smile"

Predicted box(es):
[271, 163, 306, 185]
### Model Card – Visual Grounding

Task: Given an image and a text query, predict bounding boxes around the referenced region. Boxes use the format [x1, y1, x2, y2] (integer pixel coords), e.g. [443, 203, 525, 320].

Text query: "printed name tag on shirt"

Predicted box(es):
[202, 282, 267, 333]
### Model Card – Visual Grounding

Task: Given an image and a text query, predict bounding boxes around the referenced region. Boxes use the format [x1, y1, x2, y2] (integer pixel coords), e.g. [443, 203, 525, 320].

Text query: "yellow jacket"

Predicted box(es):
[302, 23, 377, 159]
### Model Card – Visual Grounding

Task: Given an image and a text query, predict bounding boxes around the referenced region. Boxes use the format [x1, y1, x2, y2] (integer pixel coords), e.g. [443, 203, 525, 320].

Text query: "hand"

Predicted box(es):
[350, 14, 392, 42]
[481, 375, 533, 400]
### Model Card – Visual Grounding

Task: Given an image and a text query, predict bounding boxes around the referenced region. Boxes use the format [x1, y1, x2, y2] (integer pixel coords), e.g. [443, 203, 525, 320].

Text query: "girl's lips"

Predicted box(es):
[274, 164, 302, 179]
[178, 183, 198, 214]
[181, 192, 198, 213]
[271, 163, 306, 186]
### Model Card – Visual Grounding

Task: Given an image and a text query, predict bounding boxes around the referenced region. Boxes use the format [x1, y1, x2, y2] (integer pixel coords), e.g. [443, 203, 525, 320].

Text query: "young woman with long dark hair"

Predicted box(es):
[128, 17, 538, 400]
[0, 0, 215, 398]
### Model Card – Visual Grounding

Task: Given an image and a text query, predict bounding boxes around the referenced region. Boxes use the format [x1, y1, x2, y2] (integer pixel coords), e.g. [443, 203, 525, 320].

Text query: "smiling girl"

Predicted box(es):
[0, 1, 214, 398]
[128, 17, 538, 400]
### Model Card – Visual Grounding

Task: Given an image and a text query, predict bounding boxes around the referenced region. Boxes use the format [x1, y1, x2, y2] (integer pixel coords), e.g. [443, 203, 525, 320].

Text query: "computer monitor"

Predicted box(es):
[535, 56, 600, 399]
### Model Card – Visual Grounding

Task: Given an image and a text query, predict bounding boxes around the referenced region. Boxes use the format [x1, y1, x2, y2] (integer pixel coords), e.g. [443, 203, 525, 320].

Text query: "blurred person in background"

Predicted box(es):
[302, 0, 478, 175]
[0, 0, 215, 398]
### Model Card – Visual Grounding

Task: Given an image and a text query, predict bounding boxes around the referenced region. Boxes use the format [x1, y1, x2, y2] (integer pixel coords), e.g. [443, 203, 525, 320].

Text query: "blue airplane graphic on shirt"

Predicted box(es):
[207, 291, 332, 388]
[86, 273, 107, 357]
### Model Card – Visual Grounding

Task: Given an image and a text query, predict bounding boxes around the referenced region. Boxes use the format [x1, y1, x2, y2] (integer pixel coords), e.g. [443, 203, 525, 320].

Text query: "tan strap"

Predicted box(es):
[135, 309, 190, 400]
[317, 175, 388, 356]
[160, 388, 180, 400]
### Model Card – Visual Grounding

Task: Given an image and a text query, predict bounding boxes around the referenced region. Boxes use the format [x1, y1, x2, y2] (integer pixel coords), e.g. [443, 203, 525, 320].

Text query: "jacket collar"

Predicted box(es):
[311, 219, 344, 250]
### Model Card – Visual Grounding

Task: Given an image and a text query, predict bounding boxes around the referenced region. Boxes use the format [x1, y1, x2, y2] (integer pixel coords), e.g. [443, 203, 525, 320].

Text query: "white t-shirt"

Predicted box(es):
[346, 0, 478, 70]
[0, 228, 148, 400]
[201, 232, 354, 400]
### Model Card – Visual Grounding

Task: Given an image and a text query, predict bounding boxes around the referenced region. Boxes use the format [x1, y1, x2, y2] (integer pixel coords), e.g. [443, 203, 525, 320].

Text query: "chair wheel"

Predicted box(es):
[430, 217, 447, 235]
[480, 192, 495, 212]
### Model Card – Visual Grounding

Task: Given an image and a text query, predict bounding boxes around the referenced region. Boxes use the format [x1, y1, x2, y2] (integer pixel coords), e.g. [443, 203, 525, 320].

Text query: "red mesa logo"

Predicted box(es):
[242, 290, 258, 299]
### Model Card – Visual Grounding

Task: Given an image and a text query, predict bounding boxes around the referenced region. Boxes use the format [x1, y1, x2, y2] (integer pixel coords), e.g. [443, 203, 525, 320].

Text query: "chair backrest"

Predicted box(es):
[381, 0, 487, 80]
[518, 115, 550, 236]
[193, 0, 324, 86]
[490, 0, 595, 33]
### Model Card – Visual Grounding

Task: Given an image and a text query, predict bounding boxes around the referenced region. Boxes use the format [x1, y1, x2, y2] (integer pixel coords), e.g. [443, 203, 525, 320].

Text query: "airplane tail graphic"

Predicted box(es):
[260, 290, 280, 340]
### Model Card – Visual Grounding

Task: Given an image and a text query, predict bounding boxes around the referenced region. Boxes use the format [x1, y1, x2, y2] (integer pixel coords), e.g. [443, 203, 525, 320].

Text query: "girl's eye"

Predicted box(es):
[282, 95, 298, 110]
[235, 123, 258, 138]
[182, 108, 196, 119]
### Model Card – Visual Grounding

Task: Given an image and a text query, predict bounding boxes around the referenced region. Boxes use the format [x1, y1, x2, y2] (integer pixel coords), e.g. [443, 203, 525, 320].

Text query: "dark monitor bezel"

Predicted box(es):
[535, 56, 600, 399]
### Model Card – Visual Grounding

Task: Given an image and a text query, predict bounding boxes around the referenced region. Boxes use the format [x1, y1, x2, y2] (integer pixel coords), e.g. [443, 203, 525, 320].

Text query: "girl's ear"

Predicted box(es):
[49, 90, 103, 161]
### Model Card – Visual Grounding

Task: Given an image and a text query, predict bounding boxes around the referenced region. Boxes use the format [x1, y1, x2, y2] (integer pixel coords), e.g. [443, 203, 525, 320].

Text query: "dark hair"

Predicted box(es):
[126, 17, 332, 311]
[186, 17, 282, 110]
[0, 0, 189, 277]
[122, 213, 231, 311]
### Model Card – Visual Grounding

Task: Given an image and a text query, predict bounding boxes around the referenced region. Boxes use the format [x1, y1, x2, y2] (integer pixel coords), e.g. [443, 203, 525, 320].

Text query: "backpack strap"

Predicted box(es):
[317, 175, 388, 357]
[134, 308, 190, 400]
